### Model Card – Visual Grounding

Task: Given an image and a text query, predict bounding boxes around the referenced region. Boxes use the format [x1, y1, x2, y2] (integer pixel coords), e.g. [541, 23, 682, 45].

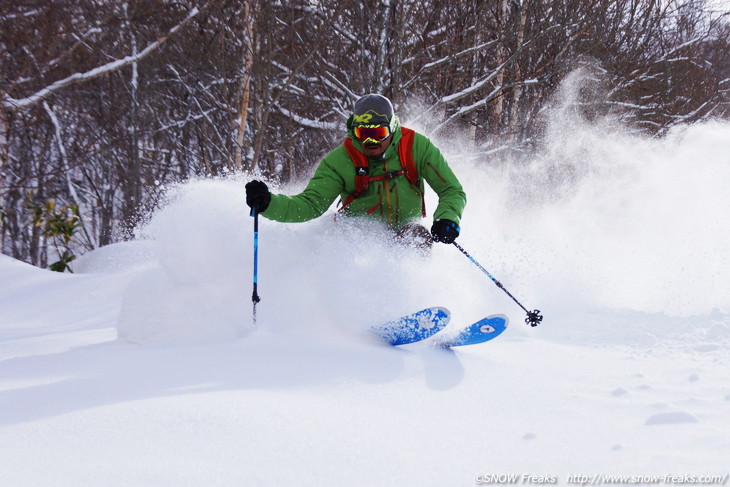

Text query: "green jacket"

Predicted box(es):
[262, 123, 466, 229]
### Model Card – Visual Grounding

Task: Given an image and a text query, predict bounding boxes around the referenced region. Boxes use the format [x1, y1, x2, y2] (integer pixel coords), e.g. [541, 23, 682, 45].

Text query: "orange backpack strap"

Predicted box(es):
[398, 127, 426, 217]
[398, 128, 417, 185]
[340, 138, 370, 211]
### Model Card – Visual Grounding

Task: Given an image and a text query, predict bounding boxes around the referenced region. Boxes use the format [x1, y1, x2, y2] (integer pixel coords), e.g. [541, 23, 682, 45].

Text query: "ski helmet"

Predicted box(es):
[352, 94, 398, 133]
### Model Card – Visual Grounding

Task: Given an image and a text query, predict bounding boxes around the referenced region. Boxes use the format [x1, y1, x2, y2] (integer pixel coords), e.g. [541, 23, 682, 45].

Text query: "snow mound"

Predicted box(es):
[644, 411, 699, 426]
[72, 240, 156, 274]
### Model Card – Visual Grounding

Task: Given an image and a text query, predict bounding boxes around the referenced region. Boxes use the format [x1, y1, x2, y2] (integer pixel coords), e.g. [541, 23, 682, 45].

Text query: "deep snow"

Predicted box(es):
[1, 115, 729, 486]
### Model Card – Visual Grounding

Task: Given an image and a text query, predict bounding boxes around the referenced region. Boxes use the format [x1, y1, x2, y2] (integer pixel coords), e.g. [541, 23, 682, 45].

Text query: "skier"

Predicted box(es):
[244, 94, 466, 249]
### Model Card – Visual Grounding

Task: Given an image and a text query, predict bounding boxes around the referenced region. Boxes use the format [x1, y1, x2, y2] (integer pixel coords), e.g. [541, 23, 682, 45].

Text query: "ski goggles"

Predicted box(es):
[354, 125, 391, 143]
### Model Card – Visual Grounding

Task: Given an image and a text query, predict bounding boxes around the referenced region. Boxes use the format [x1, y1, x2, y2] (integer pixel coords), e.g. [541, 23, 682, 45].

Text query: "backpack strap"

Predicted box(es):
[397, 127, 425, 217]
[398, 128, 417, 185]
[339, 127, 425, 218]
[341, 138, 370, 211]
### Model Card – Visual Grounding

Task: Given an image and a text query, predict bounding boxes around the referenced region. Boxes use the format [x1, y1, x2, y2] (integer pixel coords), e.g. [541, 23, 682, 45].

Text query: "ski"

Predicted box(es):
[371, 307, 451, 346]
[372, 309, 508, 348]
[431, 314, 508, 348]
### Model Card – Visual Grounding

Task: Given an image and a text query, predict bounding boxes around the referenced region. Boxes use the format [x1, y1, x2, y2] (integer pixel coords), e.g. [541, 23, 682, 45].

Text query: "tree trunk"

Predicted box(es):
[122, 29, 142, 235]
[493, 0, 509, 129]
[0, 111, 8, 254]
[509, 0, 529, 136]
[235, 0, 256, 173]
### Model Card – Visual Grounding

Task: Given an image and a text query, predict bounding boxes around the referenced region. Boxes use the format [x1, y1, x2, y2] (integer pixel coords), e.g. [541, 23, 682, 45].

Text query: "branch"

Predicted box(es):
[431, 80, 539, 134]
[275, 103, 340, 131]
[400, 40, 500, 92]
[2, 7, 200, 112]
[412, 25, 560, 125]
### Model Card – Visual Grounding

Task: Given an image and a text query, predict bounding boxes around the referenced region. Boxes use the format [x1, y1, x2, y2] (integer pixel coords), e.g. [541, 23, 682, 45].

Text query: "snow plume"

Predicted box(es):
[430, 70, 730, 342]
[116, 77, 730, 347]
[522, 86, 730, 317]
[117, 179, 251, 344]
[115, 177, 485, 345]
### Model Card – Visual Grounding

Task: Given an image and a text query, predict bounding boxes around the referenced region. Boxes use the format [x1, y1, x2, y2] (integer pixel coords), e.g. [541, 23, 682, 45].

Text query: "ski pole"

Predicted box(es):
[452, 241, 543, 327]
[251, 206, 261, 325]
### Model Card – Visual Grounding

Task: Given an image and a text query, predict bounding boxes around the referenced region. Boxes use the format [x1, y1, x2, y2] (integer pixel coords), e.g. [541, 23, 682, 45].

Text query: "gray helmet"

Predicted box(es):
[352, 94, 397, 130]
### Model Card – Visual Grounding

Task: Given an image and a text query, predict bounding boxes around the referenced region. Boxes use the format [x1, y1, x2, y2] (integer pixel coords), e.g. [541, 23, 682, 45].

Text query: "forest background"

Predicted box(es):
[1, 0, 729, 268]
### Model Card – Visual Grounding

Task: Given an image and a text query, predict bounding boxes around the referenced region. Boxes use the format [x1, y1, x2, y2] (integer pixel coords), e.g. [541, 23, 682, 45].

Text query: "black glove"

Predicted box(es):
[431, 219, 460, 244]
[245, 180, 271, 213]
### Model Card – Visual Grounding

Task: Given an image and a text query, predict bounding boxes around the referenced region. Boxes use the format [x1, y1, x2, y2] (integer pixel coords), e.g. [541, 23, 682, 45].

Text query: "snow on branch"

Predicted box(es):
[276, 104, 340, 131]
[663, 36, 704, 57]
[5, 9, 41, 19]
[413, 25, 559, 125]
[401, 40, 499, 91]
[2, 7, 200, 112]
[423, 40, 499, 71]
[431, 80, 538, 134]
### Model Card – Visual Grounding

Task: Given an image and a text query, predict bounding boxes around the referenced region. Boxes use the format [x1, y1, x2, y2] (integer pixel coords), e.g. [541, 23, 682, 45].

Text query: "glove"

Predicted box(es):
[431, 219, 460, 244]
[245, 180, 271, 213]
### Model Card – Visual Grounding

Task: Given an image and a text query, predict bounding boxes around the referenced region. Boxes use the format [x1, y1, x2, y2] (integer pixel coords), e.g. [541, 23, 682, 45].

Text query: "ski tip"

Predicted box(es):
[420, 307, 451, 326]
[434, 306, 451, 315]
[435, 314, 509, 348]
[485, 313, 509, 328]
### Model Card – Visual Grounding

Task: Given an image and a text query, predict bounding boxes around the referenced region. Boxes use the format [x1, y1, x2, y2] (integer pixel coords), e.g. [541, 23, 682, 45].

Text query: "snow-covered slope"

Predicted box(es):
[1, 120, 729, 486]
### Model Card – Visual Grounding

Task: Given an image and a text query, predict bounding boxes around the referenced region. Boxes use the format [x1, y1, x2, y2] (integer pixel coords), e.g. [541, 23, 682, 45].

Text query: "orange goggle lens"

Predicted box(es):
[354, 125, 390, 143]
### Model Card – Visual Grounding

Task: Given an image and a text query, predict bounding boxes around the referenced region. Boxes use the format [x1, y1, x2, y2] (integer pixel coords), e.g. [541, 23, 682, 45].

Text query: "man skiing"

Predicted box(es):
[245, 94, 466, 248]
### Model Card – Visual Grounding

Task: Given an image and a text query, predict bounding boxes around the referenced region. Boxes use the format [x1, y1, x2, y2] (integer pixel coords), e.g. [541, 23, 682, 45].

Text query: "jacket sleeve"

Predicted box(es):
[261, 153, 346, 223]
[412, 133, 467, 224]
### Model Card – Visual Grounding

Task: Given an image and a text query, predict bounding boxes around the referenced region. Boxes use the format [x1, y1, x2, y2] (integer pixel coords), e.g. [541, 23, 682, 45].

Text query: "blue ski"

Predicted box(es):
[371, 307, 451, 346]
[431, 314, 509, 348]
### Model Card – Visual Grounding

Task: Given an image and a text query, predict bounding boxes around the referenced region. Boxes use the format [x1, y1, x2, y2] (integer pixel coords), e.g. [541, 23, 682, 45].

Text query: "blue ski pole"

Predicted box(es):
[251, 206, 261, 325]
[452, 241, 543, 327]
